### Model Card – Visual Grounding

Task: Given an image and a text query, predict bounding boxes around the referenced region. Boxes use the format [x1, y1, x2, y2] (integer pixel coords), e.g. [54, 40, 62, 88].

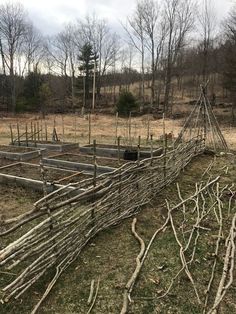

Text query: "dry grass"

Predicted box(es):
[0, 111, 235, 149]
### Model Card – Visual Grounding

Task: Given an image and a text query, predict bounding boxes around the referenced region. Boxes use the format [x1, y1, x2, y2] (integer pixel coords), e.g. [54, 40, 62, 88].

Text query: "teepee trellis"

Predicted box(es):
[175, 84, 228, 151]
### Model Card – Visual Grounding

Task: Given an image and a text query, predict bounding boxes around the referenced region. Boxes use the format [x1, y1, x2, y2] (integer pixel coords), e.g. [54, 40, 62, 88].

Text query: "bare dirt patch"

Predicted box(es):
[0, 163, 91, 184]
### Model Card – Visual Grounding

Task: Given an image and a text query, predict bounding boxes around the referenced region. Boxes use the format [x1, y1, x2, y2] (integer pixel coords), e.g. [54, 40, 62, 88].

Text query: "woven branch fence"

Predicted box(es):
[0, 137, 205, 309]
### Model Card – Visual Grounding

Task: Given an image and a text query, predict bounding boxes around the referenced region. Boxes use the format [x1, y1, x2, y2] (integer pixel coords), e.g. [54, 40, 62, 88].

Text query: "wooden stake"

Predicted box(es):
[61, 116, 65, 143]
[150, 134, 153, 165]
[146, 116, 150, 143]
[34, 123, 37, 147]
[92, 139, 97, 220]
[162, 112, 166, 148]
[37, 121, 40, 141]
[88, 113, 91, 145]
[17, 123, 20, 146]
[128, 112, 132, 146]
[9, 124, 13, 145]
[92, 60, 96, 112]
[30, 122, 33, 141]
[25, 124, 28, 147]
[74, 116, 77, 143]
[40, 120, 43, 141]
[115, 112, 119, 144]
[137, 136, 141, 165]
[93, 139, 97, 187]
[45, 122, 48, 142]
[117, 136, 121, 166]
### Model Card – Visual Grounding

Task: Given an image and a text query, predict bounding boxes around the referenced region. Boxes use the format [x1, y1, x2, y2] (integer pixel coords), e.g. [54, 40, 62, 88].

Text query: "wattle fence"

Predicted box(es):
[0, 137, 205, 311]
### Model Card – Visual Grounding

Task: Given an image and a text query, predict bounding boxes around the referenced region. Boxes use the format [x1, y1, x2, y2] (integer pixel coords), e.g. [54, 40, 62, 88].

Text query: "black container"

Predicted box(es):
[123, 149, 138, 161]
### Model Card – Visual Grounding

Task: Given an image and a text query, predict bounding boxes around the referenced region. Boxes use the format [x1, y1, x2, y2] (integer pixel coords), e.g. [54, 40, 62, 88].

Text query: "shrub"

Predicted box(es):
[116, 91, 138, 116]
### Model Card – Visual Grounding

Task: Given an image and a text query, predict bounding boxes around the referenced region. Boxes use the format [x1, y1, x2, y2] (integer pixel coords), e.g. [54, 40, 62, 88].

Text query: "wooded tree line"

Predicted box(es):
[0, 0, 235, 115]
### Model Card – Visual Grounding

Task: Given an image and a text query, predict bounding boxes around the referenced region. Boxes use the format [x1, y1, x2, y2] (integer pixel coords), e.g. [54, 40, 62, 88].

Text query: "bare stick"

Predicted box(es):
[87, 277, 100, 314]
[87, 279, 95, 305]
[121, 218, 145, 314]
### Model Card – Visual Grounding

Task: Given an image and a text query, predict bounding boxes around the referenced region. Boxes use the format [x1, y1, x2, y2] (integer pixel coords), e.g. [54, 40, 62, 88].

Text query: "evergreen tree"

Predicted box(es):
[78, 43, 98, 109]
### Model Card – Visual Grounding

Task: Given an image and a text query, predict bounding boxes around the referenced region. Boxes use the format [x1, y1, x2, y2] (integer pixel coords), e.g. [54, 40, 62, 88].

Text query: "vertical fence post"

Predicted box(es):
[40, 120, 43, 141]
[146, 115, 150, 144]
[91, 139, 97, 221]
[88, 113, 91, 145]
[17, 123, 20, 146]
[137, 135, 141, 166]
[74, 116, 77, 143]
[163, 133, 167, 180]
[45, 121, 48, 142]
[61, 115, 65, 143]
[117, 136, 121, 166]
[115, 112, 118, 144]
[37, 121, 40, 141]
[9, 124, 13, 145]
[128, 112, 132, 146]
[25, 124, 28, 147]
[34, 123, 37, 147]
[30, 122, 33, 142]
[150, 134, 153, 165]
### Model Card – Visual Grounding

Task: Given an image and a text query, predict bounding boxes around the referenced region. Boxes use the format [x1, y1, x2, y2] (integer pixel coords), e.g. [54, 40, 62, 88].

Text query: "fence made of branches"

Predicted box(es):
[0, 137, 205, 312]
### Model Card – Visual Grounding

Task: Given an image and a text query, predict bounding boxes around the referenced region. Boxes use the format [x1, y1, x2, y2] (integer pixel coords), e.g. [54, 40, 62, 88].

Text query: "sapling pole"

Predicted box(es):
[30, 122, 33, 141]
[115, 112, 119, 144]
[162, 112, 166, 147]
[137, 136, 141, 166]
[61, 116, 65, 143]
[40, 120, 43, 141]
[34, 123, 36, 147]
[92, 139, 97, 220]
[128, 112, 132, 146]
[88, 113, 91, 145]
[146, 116, 150, 143]
[25, 124, 28, 147]
[9, 124, 13, 145]
[37, 122, 40, 141]
[17, 123, 20, 146]
[92, 60, 96, 112]
[150, 134, 153, 165]
[45, 122, 48, 142]
[118, 136, 121, 166]
[74, 116, 77, 143]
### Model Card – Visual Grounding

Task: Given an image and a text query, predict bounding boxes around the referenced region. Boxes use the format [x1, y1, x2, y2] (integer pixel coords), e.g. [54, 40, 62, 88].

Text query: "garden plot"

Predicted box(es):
[0, 145, 45, 161]
[79, 143, 163, 159]
[43, 153, 121, 174]
[12, 141, 78, 152]
[0, 184, 41, 222]
[0, 162, 92, 192]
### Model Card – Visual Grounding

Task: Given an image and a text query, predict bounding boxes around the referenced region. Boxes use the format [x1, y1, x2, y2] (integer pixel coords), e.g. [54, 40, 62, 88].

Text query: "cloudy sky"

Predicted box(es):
[0, 0, 234, 36]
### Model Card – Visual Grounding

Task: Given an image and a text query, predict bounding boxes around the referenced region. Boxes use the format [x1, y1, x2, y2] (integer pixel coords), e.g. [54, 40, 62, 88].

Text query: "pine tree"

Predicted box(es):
[78, 43, 98, 109]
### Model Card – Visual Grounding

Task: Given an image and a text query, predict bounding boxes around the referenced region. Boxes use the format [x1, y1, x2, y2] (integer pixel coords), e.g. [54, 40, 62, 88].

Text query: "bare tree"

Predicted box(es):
[78, 15, 119, 99]
[198, 0, 216, 84]
[22, 23, 45, 74]
[139, 0, 159, 106]
[0, 2, 27, 112]
[123, 5, 147, 107]
[163, 0, 195, 113]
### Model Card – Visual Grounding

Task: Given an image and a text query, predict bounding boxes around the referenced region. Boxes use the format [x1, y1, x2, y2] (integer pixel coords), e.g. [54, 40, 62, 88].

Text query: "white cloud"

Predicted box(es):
[0, 0, 233, 36]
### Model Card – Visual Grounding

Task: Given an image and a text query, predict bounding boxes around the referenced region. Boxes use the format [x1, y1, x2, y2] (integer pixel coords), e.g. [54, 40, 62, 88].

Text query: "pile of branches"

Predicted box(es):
[120, 173, 236, 313]
[0, 138, 204, 312]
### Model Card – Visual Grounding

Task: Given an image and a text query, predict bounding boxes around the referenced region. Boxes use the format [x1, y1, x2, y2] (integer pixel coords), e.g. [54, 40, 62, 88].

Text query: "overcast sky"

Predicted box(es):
[0, 0, 234, 36]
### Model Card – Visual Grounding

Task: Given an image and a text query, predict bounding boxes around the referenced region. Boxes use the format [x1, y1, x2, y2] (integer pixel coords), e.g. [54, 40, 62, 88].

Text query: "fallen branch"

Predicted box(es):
[120, 218, 145, 314]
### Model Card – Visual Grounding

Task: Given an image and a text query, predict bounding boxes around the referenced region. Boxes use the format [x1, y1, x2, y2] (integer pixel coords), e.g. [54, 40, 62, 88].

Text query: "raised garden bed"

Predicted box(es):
[48, 153, 127, 168]
[43, 154, 117, 175]
[79, 143, 163, 159]
[12, 141, 78, 152]
[0, 162, 92, 192]
[0, 145, 45, 161]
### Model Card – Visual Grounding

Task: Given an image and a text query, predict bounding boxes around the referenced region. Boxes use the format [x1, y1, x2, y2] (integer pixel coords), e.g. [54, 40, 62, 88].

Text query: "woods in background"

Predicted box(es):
[0, 0, 235, 118]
